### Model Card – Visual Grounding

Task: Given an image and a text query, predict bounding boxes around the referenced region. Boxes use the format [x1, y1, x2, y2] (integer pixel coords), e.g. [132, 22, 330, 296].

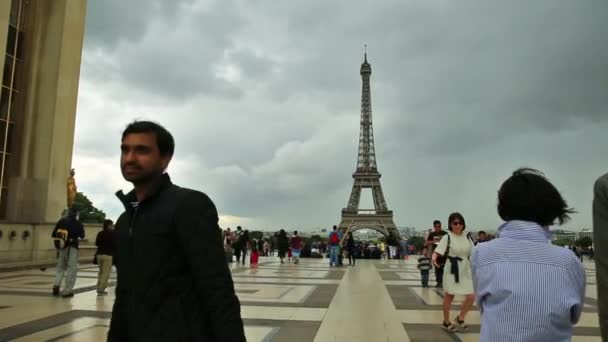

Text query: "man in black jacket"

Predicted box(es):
[108, 121, 245, 341]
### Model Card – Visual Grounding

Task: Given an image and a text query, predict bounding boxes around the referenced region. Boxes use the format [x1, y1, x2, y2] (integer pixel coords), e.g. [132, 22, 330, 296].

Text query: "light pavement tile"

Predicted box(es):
[0, 276, 100, 293]
[383, 280, 427, 286]
[398, 309, 599, 328]
[313, 260, 410, 342]
[233, 269, 330, 279]
[291, 308, 327, 321]
[409, 287, 474, 306]
[396, 272, 421, 280]
[233, 277, 340, 285]
[399, 309, 481, 324]
[241, 306, 296, 320]
[587, 285, 597, 299]
[244, 326, 279, 342]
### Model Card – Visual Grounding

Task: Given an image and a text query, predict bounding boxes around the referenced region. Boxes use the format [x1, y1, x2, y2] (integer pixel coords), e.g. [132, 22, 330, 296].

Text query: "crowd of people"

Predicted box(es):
[46, 121, 608, 341]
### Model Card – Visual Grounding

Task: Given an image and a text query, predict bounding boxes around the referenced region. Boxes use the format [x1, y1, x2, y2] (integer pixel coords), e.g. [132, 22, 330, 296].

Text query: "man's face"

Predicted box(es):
[121, 132, 171, 184]
[433, 223, 442, 232]
[478, 233, 487, 241]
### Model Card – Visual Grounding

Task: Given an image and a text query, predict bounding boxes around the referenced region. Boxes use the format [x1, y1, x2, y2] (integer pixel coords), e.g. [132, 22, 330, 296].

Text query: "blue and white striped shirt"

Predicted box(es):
[471, 220, 586, 342]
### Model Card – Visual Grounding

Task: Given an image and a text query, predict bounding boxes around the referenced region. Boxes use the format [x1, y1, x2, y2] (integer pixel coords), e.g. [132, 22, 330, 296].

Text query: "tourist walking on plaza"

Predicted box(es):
[426, 220, 447, 288]
[291, 231, 303, 264]
[240, 230, 250, 265]
[277, 229, 289, 264]
[471, 168, 585, 342]
[328, 226, 341, 267]
[432, 213, 475, 332]
[233, 226, 244, 263]
[386, 233, 399, 259]
[51, 208, 85, 298]
[593, 171, 608, 341]
[345, 231, 356, 266]
[108, 121, 244, 341]
[94, 219, 115, 296]
[417, 247, 432, 287]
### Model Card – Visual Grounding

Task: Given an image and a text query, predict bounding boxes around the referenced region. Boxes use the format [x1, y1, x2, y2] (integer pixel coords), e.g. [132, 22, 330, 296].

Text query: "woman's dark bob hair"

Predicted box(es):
[448, 212, 466, 231]
[497, 168, 575, 226]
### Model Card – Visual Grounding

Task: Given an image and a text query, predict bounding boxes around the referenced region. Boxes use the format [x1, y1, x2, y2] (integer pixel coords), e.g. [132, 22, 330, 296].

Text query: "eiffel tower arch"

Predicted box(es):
[338, 49, 400, 239]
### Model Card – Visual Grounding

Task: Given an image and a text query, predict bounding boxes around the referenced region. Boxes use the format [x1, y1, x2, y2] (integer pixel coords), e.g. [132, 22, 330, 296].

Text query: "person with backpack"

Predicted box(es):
[240, 230, 250, 265]
[233, 226, 244, 263]
[328, 225, 342, 267]
[277, 230, 289, 264]
[51, 208, 85, 298]
[291, 231, 303, 264]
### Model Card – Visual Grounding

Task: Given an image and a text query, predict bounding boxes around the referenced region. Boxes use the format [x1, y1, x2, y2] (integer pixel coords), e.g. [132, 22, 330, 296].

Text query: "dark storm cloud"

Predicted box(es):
[75, 0, 608, 230]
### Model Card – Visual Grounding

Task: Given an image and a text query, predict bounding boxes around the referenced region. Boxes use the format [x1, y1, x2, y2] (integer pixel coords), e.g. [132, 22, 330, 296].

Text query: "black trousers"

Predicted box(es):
[347, 247, 356, 265]
[434, 264, 444, 285]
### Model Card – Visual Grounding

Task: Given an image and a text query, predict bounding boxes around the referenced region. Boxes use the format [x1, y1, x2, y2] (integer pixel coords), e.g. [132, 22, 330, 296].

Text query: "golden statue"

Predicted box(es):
[67, 168, 77, 208]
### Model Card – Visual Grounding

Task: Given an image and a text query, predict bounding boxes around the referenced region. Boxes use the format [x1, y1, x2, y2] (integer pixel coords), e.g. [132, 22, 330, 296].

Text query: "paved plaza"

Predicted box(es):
[0, 257, 600, 341]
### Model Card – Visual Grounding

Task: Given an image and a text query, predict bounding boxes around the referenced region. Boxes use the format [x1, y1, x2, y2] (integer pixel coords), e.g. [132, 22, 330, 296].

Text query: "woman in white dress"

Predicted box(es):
[432, 212, 475, 332]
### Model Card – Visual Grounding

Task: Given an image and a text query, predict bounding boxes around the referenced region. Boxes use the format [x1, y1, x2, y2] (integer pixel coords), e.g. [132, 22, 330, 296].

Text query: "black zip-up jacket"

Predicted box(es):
[107, 174, 245, 342]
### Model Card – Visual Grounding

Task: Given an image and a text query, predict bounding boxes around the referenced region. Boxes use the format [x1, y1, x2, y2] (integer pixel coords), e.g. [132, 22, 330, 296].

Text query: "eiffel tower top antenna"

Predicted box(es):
[364, 44, 367, 62]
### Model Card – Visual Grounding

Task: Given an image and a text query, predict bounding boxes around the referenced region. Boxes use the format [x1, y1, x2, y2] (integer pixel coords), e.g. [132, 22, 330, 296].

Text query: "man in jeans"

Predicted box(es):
[328, 225, 342, 267]
[51, 209, 85, 298]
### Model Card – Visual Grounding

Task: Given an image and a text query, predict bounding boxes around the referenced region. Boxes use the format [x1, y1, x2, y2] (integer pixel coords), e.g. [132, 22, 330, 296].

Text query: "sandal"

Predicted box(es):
[454, 316, 468, 330]
[442, 321, 457, 332]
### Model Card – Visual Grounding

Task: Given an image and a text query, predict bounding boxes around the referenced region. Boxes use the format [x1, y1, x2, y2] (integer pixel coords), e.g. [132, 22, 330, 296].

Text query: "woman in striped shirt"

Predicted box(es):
[471, 168, 585, 342]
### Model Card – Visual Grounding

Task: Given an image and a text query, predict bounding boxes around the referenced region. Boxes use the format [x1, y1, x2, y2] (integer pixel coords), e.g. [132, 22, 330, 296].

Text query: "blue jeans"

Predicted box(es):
[329, 245, 340, 266]
[54, 247, 79, 294]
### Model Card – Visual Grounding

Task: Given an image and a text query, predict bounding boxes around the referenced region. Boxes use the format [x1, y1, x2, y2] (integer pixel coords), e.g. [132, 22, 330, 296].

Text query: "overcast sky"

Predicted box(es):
[73, 0, 608, 232]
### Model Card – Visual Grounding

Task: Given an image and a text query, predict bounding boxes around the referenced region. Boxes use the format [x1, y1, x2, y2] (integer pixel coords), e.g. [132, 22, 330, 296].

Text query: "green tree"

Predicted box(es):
[310, 234, 322, 241]
[575, 236, 593, 249]
[407, 236, 426, 253]
[250, 231, 264, 240]
[552, 238, 574, 247]
[72, 192, 106, 223]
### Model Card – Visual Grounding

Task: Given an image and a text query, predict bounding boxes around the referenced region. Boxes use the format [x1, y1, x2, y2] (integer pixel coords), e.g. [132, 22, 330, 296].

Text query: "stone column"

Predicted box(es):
[6, 0, 87, 223]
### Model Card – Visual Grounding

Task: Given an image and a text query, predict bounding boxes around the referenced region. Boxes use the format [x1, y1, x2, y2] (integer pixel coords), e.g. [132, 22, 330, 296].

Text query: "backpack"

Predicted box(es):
[329, 232, 340, 245]
[53, 227, 70, 250]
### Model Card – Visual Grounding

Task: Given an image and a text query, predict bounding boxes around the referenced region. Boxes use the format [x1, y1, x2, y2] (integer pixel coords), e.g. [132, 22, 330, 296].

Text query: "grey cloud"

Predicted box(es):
[85, 0, 195, 50]
[75, 0, 608, 230]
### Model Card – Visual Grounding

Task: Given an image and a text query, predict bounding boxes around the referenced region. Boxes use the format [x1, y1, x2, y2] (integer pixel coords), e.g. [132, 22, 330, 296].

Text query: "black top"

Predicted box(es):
[427, 230, 447, 252]
[95, 229, 115, 256]
[52, 216, 85, 249]
[108, 173, 245, 342]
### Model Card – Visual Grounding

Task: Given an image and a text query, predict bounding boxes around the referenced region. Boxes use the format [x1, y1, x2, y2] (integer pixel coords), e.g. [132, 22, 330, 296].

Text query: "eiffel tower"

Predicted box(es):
[338, 49, 400, 239]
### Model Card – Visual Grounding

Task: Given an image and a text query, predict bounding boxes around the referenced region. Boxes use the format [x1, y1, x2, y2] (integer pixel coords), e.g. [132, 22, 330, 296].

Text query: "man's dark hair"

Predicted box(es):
[122, 121, 175, 157]
[333, 225, 337, 230]
[433, 220, 441, 226]
[477, 230, 486, 235]
[103, 219, 113, 229]
[294, 230, 298, 235]
[497, 168, 575, 226]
